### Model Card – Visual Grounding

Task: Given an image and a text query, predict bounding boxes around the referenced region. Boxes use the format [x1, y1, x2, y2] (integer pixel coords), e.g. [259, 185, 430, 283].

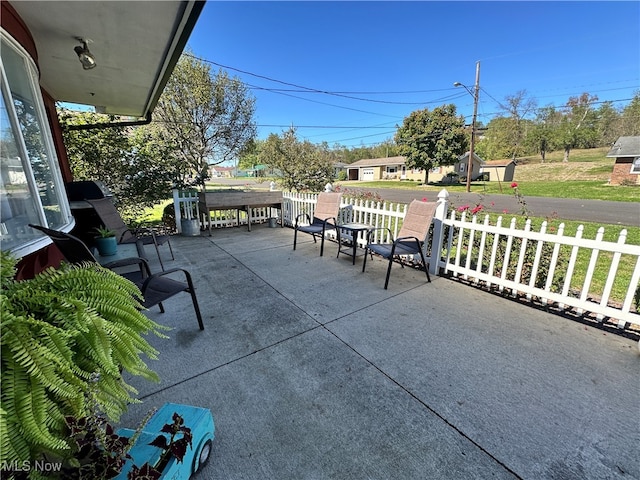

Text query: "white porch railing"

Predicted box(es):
[172, 189, 199, 234]
[172, 188, 640, 329]
[281, 192, 407, 245]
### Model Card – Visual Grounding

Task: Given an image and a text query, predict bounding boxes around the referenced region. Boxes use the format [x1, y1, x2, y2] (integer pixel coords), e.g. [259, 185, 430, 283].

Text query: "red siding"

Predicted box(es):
[1, 1, 38, 62]
[2, 1, 75, 278]
[610, 158, 639, 186]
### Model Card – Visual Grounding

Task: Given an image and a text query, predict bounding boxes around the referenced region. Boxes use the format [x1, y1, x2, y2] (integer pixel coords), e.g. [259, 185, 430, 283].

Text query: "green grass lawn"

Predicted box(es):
[338, 180, 640, 202]
[339, 147, 640, 202]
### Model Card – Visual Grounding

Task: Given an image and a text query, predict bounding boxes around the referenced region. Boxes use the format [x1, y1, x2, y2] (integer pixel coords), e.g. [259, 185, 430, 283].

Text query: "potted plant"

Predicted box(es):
[61, 403, 214, 480]
[0, 251, 167, 475]
[94, 225, 118, 256]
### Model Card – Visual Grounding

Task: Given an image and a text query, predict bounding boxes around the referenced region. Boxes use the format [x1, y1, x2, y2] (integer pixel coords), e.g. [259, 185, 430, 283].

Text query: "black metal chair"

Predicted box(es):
[293, 192, 342, 257]
[362, 200, 437, 289]
[86, 198, 174, 270]
[29, 224, 204, 330]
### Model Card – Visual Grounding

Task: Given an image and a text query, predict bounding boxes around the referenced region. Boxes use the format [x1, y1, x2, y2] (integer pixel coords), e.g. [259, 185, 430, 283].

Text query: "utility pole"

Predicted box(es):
[454, 61, 481, 193]
[467, 61, 480, 193]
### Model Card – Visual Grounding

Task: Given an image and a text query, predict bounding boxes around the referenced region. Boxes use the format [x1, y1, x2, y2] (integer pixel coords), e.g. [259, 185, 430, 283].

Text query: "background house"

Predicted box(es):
[346, 156, 424, 182]
[333, 161, 348, 179]
[345, 156, 468, 184]
[480, 159, 516, 182]
[607, 136, 640, 185]
[453, 152, 484, 181]
[209, 165, 236, 178]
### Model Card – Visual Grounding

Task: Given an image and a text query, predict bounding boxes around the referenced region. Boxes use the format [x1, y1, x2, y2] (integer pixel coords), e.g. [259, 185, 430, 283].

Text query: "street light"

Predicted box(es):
[454, 61, 480, 193]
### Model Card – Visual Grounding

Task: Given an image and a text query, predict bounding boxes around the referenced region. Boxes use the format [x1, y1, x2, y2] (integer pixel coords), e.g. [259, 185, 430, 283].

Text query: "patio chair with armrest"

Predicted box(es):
[362, 200, 437, 289]
[293, 192, 342, 257]
[29, 224, 204, 330]
[86, 198, 174, 270]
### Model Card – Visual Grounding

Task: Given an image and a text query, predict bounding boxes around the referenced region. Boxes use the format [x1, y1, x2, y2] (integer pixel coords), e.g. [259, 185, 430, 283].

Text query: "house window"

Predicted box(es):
[631, 157, 640, 174]
[0, 32, 72, 256]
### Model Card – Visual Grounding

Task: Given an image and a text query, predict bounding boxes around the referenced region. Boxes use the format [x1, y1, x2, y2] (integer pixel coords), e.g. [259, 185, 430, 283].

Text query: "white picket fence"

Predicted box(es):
[281, 192, 407, 245]
[172, 188, 640, 329]
[172, 189, 199, 233]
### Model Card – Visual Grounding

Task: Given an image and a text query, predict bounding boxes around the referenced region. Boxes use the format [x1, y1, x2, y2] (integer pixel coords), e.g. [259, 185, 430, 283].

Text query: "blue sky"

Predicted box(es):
[186, 1, 640, 149]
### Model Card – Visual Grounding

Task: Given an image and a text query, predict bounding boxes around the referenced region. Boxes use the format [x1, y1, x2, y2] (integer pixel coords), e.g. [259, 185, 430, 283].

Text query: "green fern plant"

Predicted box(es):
[0, 251, 168, 473]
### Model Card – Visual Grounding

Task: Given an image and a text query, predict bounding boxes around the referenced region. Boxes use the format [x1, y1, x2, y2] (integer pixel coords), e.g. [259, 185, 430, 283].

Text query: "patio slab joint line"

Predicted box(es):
[322, 323, 525, 480]
[138, 325, 324, 401]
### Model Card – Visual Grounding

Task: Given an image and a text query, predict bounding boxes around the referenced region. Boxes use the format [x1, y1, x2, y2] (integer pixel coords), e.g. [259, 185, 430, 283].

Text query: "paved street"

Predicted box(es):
[369, 189, 640, 227]
[211, 178, 640, 227]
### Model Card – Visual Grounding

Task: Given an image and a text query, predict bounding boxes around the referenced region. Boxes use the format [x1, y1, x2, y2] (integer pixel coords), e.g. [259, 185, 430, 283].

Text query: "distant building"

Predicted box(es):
[209, 165, 236, 178]
[607, 136, 640, 185]
[453, 152, 484, 181]
[333, 162, 348, 178]
[480, 159, 516, 183]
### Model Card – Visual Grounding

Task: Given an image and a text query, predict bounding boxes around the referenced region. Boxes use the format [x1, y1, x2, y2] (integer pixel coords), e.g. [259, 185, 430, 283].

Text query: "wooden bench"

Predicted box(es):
[198, 191, 284, 235]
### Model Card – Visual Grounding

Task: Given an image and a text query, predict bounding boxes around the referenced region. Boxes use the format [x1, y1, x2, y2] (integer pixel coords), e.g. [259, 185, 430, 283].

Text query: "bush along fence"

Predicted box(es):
[172, 188, 640, 329]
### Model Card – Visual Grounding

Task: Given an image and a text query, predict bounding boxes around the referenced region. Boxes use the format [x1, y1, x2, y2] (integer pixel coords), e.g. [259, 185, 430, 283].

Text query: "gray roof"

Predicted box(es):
[457, 151, 484, 163]
[606, 136, 640, 157]
[348, 156, 406, 168]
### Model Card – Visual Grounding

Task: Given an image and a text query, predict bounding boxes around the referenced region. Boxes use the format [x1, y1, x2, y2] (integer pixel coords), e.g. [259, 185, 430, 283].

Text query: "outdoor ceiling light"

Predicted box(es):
[74, 39, 96, 70]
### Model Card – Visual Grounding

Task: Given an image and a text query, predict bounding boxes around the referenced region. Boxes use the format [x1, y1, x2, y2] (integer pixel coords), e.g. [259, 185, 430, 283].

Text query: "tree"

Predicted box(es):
[557, 93, 599, 162]
[153, 54, 257, 189]
[237, 138, 263, 170]
[498, 90, 537, 160]
[394, 105, 467, 183]
[480, 117, 519, 160]
[619, 91, 640, 137]
[259, 127, 334, 192]
[595, 101, 621, 146]
[329, 139, 399, 164]
[525, 106, 562, 162]
[60, 110, 177, 218]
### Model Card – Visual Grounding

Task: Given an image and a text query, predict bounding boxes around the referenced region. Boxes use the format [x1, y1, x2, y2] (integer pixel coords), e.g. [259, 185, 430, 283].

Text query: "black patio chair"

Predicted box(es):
[362, 200, 437, 289]
[29, 224, 204, 330]
[293, 192, 342, 256]
[86, 198, 174, 270]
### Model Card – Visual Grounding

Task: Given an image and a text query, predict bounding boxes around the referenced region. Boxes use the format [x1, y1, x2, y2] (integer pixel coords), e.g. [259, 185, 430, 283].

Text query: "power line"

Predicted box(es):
[180, 53, 638, 145]
[187, 53, 466, 106]
[191, 52, 638, 109]
[247, 83, 468, 105]
[256, 86, 401, 119]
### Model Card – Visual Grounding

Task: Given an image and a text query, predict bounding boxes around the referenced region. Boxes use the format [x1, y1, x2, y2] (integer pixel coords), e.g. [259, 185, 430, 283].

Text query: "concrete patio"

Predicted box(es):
[118, 223, 639, 480]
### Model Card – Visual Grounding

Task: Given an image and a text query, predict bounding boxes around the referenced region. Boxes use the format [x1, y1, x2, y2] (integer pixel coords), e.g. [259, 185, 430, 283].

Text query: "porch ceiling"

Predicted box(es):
[9, 0, 204, 117]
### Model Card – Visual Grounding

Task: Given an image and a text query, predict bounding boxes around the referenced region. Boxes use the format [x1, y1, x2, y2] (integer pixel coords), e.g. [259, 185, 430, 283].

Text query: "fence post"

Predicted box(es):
[429, 188, 449, 275]
[172, 189, 183, 234]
